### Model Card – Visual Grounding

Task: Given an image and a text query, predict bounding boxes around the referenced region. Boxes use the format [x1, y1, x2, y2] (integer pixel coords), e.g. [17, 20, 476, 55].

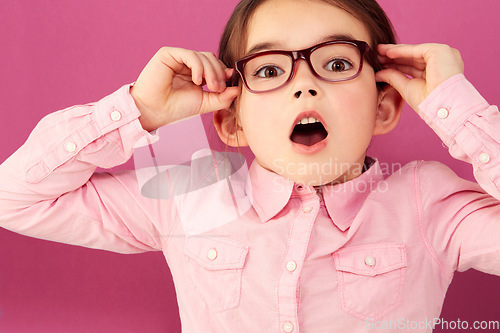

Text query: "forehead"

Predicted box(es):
[245, 0, 371, 54]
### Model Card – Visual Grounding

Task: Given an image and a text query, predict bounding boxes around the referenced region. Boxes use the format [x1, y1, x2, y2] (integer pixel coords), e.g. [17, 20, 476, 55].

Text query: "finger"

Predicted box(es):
[217, 86, 239, 107]
[224, 68, 235, 80]
[382, 63, 425, 79]
[382, 58, 426, 71]
[200, 52, 227, 92]
[200, 87, 239, 114]
[375, 68, 412, 94]
[173, 49, 205, 85]
[378, 43, 442, 63]
[198, 53, 224, 92]
[375, 68, 427, 110]
[377, 43, 399, 54]
[378, 45, 427, 69]
[377, 54, 391, 64]
[159, 48, 204, 85]
[378, 43, 421, 56]
[377, 44, 425, 61]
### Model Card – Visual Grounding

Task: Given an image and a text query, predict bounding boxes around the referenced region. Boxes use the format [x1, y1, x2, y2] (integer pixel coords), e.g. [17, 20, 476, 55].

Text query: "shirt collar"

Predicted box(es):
[246, 157, 384, 231]
[246, 160, 295, 222]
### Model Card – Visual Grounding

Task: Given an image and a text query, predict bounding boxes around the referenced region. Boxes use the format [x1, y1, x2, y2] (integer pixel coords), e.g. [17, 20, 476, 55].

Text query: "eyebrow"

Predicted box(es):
[245, 33, 358, 56]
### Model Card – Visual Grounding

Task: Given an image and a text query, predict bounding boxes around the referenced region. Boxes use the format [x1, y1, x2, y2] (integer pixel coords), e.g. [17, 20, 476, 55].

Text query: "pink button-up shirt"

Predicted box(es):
[0, 74, 499, 332]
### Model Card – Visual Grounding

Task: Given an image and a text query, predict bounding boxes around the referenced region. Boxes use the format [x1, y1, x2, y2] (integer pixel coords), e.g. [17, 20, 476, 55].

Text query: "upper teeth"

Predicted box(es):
[297, 117, 320, 125]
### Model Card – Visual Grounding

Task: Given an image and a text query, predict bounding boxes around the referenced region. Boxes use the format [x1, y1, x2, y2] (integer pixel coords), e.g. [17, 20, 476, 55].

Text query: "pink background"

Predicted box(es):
[0, 0, 499, 332]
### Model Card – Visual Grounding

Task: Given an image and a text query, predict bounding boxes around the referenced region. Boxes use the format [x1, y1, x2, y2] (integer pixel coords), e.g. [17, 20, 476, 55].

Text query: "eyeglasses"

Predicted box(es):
[228, 40, 370, 93]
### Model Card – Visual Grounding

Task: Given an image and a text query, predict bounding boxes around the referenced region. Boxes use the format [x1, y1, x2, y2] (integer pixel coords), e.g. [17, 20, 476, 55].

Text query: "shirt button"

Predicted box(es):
[110, 110, 122, 121]
[207, 248, 218, 260]
[286, 261, 297, 272]
[283, 322, 294, 333]
[65, 141, 77, 153]
[364, 256, 376, 267]
[437, 108, 449, 119]
[479, 152, 490, 163]
[302, 206, 313, 213]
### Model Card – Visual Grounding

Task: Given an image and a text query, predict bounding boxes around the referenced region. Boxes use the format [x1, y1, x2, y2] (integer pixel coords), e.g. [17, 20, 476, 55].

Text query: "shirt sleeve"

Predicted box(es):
[417, 75, 500, 275]
[418, 74, 500, 200]
[0, 84, 173, 253]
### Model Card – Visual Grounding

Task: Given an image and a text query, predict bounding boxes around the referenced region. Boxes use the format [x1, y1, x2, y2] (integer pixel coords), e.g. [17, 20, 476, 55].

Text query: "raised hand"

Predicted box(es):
[375, 43, 464, 113]
[130, 47, 240, 132]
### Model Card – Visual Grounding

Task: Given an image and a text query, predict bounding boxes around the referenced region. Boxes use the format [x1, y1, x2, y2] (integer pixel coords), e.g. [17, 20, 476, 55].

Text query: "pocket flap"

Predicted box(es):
[333, 243, 406, 277]
[184, 237, 249, 270]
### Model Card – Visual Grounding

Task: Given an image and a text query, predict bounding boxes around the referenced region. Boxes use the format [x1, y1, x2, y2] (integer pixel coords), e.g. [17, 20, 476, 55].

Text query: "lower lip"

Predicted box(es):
[291, 137, 329, 154]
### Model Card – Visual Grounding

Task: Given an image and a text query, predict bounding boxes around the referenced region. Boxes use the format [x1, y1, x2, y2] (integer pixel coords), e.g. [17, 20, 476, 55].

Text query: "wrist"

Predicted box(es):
[138, 113, 159, 133]
[130, 85, 160, 132]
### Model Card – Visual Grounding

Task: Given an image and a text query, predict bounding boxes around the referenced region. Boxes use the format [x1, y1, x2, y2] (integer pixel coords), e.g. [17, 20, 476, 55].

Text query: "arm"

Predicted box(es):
[418, 74, 500, 200]
[0, 47, 238, 253]
[416, 80, 500, 274]
[0, 85, 166, 253]
[377, 43, 500, 274]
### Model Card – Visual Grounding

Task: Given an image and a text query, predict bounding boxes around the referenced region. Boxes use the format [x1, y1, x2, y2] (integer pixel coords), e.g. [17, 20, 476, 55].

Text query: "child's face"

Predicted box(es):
[237, 0, 380, 186]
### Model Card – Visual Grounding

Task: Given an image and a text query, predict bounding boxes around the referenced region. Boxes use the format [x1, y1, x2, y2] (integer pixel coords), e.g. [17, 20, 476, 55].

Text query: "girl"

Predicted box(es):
[1, 0, 499, 332]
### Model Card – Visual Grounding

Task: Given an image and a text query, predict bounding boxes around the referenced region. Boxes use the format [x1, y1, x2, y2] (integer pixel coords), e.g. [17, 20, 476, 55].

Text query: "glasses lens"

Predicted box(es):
[243, 54, 292, 92]
[311, 43, 362, 81]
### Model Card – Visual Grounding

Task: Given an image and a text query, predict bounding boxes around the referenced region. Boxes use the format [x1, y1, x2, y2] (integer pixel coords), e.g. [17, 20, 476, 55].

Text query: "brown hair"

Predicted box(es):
[218, 0, 397, 72]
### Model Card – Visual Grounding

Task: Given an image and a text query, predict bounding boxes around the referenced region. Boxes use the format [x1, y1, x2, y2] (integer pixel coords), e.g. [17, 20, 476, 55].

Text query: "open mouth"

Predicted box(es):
[290, 116, 328, 146]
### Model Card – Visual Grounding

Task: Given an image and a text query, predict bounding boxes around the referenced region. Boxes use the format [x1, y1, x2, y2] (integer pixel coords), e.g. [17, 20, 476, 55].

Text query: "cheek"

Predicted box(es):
[238, 93, 281, 134]
[341, 78, 378, 116]
[328, 81, 379, 138]
[237, 95, 270, 151]
[237, 93, 260, 132]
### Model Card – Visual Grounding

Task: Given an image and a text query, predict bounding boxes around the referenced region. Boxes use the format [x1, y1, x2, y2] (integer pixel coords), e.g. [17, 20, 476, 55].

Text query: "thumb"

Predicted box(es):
[375, 69, 425, 111]
[200, 86, 239, 114]
[375, 68, 410, 96]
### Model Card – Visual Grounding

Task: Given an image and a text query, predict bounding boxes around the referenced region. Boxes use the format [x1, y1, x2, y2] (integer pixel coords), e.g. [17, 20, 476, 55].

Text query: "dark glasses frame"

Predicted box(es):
[227, 39, 371, 93]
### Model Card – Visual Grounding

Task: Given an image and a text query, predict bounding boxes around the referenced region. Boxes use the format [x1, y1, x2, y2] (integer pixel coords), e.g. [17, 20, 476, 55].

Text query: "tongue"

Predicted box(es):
[290, 130, 326, 146]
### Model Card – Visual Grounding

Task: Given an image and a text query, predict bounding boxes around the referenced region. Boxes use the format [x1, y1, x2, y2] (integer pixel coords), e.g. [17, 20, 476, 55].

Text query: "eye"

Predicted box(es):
[254, 65, 285, 78]
[325, 59, 353, 72]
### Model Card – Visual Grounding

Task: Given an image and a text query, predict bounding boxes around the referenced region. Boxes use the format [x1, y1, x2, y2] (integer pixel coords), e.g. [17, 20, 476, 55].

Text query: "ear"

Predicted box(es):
[373, 84, 404, 136]
[213, 108, 249, 147]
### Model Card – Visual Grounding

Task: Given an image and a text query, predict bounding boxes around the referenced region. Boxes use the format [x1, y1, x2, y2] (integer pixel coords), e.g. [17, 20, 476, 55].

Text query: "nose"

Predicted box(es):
[294, 89, 317, 98]
[291, 60, 319, 99]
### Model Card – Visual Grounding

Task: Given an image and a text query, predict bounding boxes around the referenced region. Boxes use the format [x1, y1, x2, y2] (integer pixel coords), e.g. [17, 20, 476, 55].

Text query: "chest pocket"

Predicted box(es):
[184, 237, 249, 312]
[333, 243, 407, 320]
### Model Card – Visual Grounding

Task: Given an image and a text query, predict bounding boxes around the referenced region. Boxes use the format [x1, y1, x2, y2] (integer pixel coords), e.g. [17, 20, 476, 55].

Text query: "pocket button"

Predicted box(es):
[65, 141, 77, 153]
[364, 255, 376, 267]
[207, 248, 218, 260]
